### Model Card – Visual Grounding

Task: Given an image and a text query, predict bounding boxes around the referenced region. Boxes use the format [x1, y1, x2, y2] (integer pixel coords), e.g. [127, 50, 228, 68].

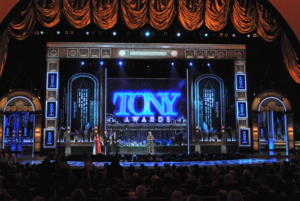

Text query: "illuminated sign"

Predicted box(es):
[237, 101, 247, 118]
[236, 74, 246, 90]
[5, 127, 11, 137]
[113, 92, 181, 116]
[22, 126, 28, 137]
[239, 128, 251, 147]
[46, 101, 57, 118]
[118, 50, 178, 58]
[43, 129, 56, 148]
[260, 127, 265, 138]
[47, 72, 58, 89]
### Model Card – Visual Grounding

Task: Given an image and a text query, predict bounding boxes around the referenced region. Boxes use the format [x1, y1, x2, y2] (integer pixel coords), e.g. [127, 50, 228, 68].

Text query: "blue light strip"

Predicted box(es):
[46, 72, 59, 89]
[239, 128, 251, 147]
[237, 101, 248, 118]
[45, 101, 57, 118]
[235, 74, 247, 91]
[43, 128, 56, 148]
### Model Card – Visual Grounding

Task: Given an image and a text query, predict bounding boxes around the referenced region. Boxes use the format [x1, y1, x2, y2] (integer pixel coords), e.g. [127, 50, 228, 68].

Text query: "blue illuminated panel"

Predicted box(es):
[239, 128, 251, 147]
[236, 74, 246, 90]
[47, 72, 58, 89]
[5, 127, 11, 137]
[260, 127, 265, 138]
[46, 101, 57, 118]
[22, 126, 28, 137]
[237, 101, 247, 118]
[113, 92, 181, 116]
[43, 129, 56, 148]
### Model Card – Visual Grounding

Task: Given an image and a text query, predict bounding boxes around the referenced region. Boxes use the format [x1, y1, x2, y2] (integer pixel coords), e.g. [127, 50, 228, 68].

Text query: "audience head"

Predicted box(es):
[151, 175, 159, 185]
[32, 196, 45, 201]
[224, 174, 234, 184]
[47, 151, 54, 160]
[132, 172, 139, 180]
[212, 167, 219, 177]
[0, 176, 4, 188]
[111, 156, 120, 166]
[71, 189, 86, 201]
[82, 153, 91, 163]
[227, 190, 243, 201]
[58, 153, 67, 163]
[61, 197, 72, 201]
[256, 186, 271, 201]
[229, 170, 235, 177]
[171, 191, 183, 201]
[217, 190, 228, 201]
[243, 169, 250, 177]
[135, 185, 147, 199]
[187, 194, 202, 201]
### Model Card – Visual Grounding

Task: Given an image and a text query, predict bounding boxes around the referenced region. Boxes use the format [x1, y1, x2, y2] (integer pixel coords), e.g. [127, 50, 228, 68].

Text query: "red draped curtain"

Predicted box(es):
[0, 0, 299, 83]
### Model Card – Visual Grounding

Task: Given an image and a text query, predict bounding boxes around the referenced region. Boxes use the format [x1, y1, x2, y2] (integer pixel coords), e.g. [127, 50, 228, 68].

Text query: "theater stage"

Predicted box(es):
[18, 157, 289, 169]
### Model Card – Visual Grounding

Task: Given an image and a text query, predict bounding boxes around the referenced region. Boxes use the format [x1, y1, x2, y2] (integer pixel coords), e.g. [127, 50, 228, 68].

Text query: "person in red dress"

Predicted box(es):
[94, 134, 101, 154]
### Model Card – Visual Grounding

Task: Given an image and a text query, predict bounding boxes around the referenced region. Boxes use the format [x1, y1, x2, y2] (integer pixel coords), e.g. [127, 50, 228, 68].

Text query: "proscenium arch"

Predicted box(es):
[3, 96, 35, 112]
[251, 90, 293, 153]
[67, 73, 99, 132]
[194, 74, 225, 132]
[251, 90, 292, 112]
[0, 90, 42, 112]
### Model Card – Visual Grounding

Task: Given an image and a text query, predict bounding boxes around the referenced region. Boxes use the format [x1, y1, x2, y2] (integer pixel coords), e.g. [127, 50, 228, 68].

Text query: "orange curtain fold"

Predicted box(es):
[34, 0, 62, 28]
[281, 32, 300, 84]
[231, 0, 256, 34]
[256, 1, 280, 42]
[205, 0, 230, 31]
[120, 0, 148, 30]
[178, 0, 204, 31]
[149, 0, 176, 30]
[92, 0, 118, 30]
[63, 0, 91, 29]
[0, 29, 9, 78]
[8, 0, 36, 40]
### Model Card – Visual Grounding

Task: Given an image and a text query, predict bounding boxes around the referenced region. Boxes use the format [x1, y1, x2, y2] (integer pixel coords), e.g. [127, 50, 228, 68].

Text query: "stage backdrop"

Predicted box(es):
[106, 78, 187, 145]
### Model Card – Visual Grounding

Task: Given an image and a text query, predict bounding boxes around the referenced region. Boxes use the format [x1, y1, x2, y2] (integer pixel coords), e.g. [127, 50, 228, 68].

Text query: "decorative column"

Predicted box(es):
[251, 111, 259, 151]
[44, 52, 60, 150]
[0, 113, 3, 150]
[286, 113, 294, 152]
[235, 59, 250, 150]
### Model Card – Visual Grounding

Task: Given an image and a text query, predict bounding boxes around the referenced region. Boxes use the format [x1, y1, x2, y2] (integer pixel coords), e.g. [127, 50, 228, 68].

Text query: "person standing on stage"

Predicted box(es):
[94, 133, 101, 154]
[112, 132, 117, 154]
[103, 131, 109, 154]
[147, 131, 155, 155]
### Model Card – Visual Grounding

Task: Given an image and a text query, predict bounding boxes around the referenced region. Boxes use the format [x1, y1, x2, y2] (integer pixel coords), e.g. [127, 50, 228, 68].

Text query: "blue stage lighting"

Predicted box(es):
[40, 31, 44, 35]
[189, 62, 193, 66]
[177, 33, 181, 37]
[81, 61, 85, 65]
[145, 32, 150, 36]
[119, 61, 123, 66]
[86, 31, 89, 35]
[100, 61, 104, 65]
[57, 31, 60, 35]
[207, 63, 210, 67]
[113, 32, 116, 36]
[247, 34, 251, 38]
[232, 34, 236, 37]
[204, 33, 208, 37]
[171, 62, 174, 66]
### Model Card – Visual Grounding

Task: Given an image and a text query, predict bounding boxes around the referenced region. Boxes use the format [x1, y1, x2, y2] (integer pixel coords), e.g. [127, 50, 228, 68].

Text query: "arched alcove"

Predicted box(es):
[194, 74, 225, 141]
[0, 90, 42, 153]
[251, 90, 293, 155]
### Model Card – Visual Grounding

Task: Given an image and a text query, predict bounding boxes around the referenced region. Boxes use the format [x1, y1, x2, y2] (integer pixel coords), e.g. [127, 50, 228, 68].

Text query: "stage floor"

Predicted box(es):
[18, 158, 289, 169]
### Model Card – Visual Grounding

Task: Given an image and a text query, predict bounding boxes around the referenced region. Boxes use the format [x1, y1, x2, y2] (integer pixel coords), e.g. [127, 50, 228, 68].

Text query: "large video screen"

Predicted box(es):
[107, 79, 187, 124]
